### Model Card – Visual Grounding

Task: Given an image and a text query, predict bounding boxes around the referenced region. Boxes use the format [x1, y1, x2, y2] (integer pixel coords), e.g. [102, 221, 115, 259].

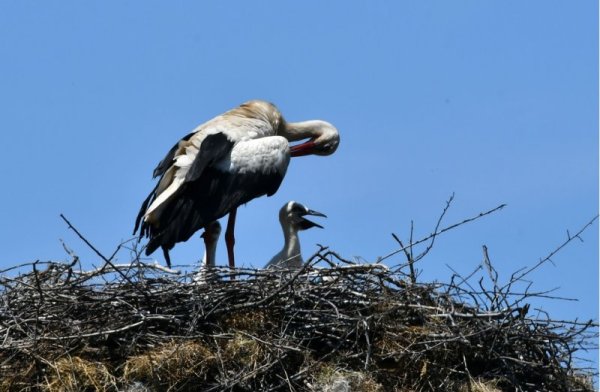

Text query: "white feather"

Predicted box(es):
[174, 154, 194, 168]
[144, 176, 185, 219]
[142, 102, 291, 223]
[216, 136, 290, 175]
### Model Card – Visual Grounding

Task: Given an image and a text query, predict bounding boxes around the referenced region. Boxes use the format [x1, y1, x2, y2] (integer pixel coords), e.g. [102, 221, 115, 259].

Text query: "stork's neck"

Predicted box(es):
[282, 223, 301, 258]
[270, 222, 302, 268]
[281, 120, 325, 142]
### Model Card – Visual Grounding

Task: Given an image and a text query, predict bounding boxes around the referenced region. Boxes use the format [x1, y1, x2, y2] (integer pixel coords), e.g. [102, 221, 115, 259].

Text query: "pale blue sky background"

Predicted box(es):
[1, 1, 598, 369]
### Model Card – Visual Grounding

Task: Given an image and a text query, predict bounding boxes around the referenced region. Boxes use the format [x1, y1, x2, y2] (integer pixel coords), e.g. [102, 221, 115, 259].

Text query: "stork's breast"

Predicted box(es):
[215, 136, 290, 175]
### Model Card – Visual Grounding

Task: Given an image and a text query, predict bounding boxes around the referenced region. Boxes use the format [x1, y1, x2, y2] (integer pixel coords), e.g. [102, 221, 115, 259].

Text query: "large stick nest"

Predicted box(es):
[0, 246, 596, 392]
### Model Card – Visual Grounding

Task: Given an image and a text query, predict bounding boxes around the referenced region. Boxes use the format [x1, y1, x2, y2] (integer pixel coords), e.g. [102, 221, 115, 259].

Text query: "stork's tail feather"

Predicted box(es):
[162, 247, 172, 268]
[140, 230, 173, 268]
[133, 181, 160, 236]
[144, 236, 162, 258]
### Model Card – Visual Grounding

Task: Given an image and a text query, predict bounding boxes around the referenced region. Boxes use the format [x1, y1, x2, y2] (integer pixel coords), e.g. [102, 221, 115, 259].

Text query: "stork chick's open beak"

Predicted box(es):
[297, 209, 326, 230]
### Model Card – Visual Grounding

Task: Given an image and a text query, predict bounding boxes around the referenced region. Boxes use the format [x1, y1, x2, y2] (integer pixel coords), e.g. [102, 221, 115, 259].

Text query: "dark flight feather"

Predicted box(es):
[152, 132, 195, 179]
[133, 181, 159, 236]
[185, 133, 232, 182]
[145, 164, 285, 258]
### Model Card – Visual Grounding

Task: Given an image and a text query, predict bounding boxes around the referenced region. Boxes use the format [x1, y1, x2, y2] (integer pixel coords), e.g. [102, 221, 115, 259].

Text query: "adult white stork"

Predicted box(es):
[266, 201, 326, 269]
[133, 100, 339, 268]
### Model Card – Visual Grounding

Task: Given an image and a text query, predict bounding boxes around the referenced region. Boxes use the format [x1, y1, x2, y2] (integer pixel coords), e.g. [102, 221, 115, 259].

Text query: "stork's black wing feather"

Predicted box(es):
[139, 132, 236, 254]
[133, 180, 159, 236]
[136, 133, 234, 236]
[185, 133, 232, 182]
[135, 134, 198, 235]
[145, 164, 286, 257]
[152, 132, 195, 179]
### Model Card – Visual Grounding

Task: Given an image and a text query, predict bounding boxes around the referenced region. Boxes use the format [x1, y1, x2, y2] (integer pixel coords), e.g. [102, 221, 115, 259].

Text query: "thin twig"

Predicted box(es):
[59, 213, 150, 299]
[380, 203, 507, 263]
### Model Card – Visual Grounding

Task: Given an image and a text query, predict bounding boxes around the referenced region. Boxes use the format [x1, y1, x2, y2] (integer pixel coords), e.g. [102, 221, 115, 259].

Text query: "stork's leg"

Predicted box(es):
[225, 208, 237, 269]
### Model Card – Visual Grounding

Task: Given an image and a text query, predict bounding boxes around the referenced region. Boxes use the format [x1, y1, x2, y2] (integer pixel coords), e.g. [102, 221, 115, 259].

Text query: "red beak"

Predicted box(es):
[290, 140, 316, 157]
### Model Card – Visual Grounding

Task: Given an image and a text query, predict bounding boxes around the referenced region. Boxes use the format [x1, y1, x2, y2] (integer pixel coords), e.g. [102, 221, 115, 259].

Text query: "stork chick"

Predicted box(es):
[266, 201, 326, 269]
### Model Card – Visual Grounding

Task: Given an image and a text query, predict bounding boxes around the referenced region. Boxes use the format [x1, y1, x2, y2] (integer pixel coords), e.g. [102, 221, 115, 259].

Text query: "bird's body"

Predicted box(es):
[134, 100, 339, 267]
[266, 201, 325, 269]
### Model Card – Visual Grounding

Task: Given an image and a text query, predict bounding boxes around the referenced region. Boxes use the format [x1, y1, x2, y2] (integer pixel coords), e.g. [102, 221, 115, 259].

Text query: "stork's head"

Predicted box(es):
[280, 201, 326, 231]
[288, 120, 340, 157]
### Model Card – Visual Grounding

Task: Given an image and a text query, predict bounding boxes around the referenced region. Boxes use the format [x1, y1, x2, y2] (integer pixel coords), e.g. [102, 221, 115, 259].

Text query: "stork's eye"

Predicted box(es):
[322, 142, 338, 153]
[291, 204, 305, 213]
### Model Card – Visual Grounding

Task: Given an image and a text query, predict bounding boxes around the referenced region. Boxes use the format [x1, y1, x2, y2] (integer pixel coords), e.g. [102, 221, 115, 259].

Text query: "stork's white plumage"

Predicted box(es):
[266, 201, 326, 269]
[134, 100, 339, 268]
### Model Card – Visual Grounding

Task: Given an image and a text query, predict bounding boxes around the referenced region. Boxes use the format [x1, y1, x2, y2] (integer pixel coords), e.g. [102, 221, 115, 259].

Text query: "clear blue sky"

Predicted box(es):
[1, 1, 597, 368]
